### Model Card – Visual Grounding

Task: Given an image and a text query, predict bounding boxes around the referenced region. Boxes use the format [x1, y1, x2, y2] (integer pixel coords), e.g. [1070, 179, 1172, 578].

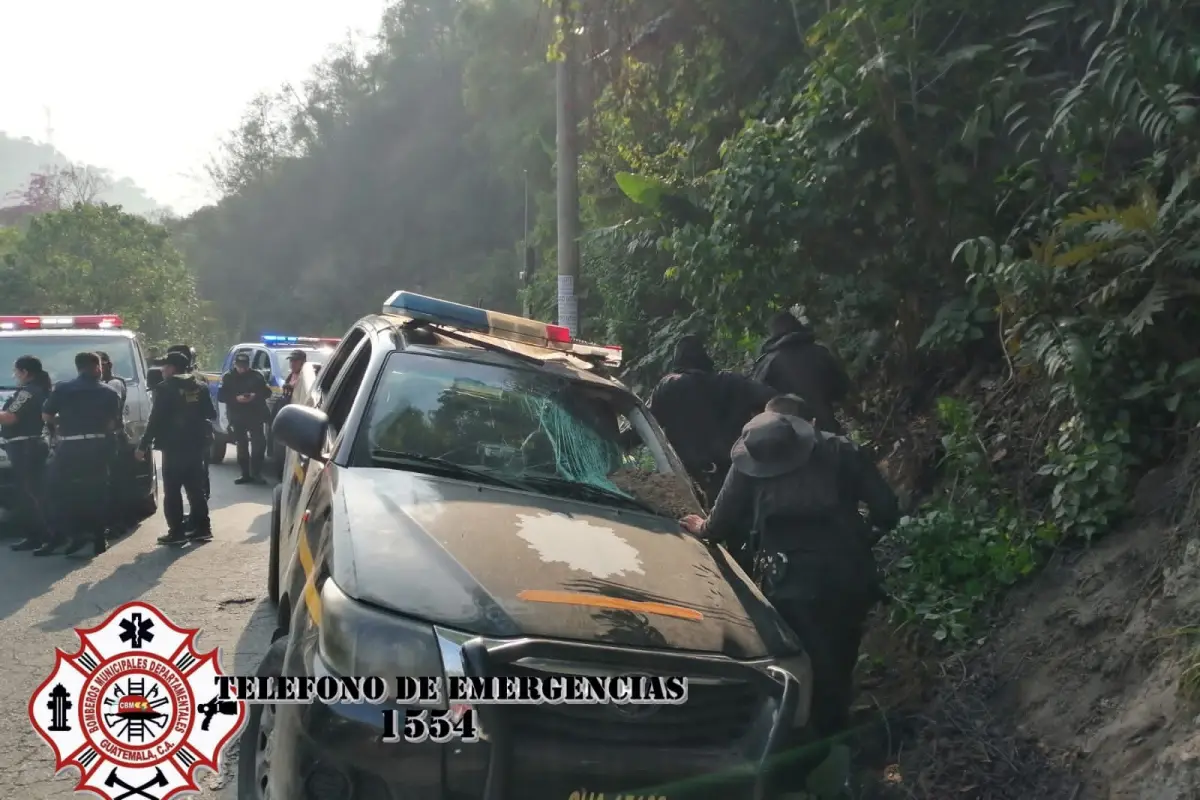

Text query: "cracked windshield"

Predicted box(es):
[2, 1, 1198, 799]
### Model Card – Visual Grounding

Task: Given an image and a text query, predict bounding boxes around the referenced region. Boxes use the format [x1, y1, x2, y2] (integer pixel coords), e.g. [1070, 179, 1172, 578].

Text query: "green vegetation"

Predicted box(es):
[0, 203, 210, 352]
[2, 0, 1198, 651]
[178, 0, 1200, 649]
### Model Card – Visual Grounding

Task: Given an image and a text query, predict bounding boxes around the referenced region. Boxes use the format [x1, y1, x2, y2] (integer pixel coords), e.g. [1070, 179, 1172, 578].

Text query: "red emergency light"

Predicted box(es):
[0, 314, 123, 331]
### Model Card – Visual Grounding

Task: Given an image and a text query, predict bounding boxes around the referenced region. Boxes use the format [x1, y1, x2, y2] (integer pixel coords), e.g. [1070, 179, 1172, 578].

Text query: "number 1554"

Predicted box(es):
[381, 708, 479, 744]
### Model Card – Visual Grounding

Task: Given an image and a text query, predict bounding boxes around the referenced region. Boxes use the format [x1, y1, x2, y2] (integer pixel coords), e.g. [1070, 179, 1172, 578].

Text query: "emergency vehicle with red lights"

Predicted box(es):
[0, 314, 158, 524]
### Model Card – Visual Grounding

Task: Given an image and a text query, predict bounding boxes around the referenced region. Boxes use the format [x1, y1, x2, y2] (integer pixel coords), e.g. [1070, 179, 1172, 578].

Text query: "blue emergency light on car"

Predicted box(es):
[382, 292, 574, 351]
[262, 334, 339, 346]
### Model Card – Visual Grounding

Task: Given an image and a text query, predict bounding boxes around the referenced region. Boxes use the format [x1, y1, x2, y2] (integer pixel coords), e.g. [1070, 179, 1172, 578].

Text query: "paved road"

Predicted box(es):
[0, 458, 276, 798]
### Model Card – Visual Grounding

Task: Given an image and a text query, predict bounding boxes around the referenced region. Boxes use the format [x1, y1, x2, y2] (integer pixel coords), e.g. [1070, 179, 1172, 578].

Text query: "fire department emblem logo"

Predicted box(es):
[27, 601, 247, 799]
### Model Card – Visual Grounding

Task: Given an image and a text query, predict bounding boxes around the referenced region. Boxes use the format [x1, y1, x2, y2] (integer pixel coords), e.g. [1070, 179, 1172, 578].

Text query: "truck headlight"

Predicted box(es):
[317, 579, 446, 703]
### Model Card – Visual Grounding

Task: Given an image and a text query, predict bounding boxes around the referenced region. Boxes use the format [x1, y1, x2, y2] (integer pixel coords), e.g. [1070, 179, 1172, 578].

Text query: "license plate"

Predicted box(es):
[568, 792, 666, 800]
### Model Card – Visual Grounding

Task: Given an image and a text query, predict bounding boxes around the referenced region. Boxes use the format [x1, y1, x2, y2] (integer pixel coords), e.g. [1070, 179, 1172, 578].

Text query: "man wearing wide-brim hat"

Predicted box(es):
[681, 393, 899, 741]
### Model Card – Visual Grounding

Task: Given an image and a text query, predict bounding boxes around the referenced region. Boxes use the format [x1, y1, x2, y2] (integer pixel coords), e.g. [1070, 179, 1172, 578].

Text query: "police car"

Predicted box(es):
[0, 315, 157, 525]
[200, 335, 338, 466]
[239, 293, 811, 800]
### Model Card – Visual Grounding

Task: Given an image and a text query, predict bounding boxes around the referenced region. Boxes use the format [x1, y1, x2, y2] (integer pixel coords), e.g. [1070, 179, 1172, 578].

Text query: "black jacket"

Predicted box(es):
[141, 374, 217, 452]
[751, 329, 850, 434]
[648, 369, 776, 472]
[217, 368, 271, 424]
[704, 423, 898, 599]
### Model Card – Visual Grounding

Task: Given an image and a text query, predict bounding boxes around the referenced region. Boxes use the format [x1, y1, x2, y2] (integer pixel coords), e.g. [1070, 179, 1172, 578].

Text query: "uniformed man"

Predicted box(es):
[217, 352, 271, 485]
[135, 351, 216, 545]
[39, 351, 123, 557]
[2, 355, 52, 551]
[96, 351, 135, 536]
[751, 311, 851, 434]
[167, 344, 211, 513]
[646, 335, 776, 506]
[680, 394, 899, 740]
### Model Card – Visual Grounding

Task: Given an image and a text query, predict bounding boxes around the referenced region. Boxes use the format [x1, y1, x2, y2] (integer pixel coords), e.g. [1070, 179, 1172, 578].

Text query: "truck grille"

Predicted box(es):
[501, 663, 765, 747]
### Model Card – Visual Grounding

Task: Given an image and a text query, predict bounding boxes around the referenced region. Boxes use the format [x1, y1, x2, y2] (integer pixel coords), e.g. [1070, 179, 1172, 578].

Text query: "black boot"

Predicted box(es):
[11, 538, 40, 551]
[33, 540, 61, 556]
[187, 526, 213, 541]
[158, 529, 188, 546]
[234, 475, 253, 485]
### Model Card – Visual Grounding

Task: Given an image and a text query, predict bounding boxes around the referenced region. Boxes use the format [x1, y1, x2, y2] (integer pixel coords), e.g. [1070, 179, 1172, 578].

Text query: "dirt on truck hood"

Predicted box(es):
[332, 468, 798, 660]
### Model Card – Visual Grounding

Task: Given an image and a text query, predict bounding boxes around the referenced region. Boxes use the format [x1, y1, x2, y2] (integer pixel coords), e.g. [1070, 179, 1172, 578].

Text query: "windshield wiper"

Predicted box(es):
[370, 449, 530, 491]
[518, 475, 661, 515]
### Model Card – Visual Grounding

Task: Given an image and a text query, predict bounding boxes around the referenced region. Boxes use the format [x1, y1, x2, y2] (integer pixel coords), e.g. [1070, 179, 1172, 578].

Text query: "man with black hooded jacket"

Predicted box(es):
[646, 335, 776, 506]
[752, 311, 850, 434]
[681, 394, 899, 741]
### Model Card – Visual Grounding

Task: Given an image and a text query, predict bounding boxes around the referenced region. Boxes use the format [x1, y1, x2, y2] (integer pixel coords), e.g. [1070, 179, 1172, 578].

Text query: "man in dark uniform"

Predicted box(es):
[97, 351, 134, 535]
[166, 345, 211, 519]
[681, 394, 899, 740]
[39, 351, 123, 557]
[751, 311, 851, 434]
[2, 355, 51, 551]
[646, 335, 776, 506]
[217, 352, 271, 485]
[136, 351, 216, 545]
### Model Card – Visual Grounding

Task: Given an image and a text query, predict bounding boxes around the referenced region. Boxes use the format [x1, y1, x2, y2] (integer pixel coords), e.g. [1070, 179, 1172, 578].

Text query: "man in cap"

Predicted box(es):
[751, 311, 851, 434]
[680, 394, 898, 740]
[38, 352, 123, 556]
[135, 351, 216, 545]
[646, 335, 776, 506]
[280, 349, 305, 406]
[166, 344, 212, 521]
[217, 352, 271, 484]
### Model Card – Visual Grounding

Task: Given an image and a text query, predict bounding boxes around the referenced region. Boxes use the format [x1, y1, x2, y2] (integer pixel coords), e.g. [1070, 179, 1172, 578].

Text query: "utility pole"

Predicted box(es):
[555, 10, 580, 336]
[521, 169, 532, 316]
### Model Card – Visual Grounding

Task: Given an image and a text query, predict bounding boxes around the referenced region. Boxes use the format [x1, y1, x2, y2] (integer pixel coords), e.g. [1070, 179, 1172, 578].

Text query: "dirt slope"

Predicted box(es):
[863, 463, 1200, 799]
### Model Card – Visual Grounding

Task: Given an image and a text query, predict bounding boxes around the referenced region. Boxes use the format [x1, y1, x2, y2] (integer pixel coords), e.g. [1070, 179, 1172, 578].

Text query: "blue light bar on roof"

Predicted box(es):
[382, 291, 573, 351]
[262, 334, 339, 346]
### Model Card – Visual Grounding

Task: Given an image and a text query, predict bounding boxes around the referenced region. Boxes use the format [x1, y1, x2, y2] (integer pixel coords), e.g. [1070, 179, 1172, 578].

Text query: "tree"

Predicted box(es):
[2, 203, 210, 350]
[5, 164, 110, 213]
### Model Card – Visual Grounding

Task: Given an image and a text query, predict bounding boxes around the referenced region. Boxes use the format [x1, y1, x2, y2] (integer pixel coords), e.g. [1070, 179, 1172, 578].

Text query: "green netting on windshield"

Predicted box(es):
[519, 395, 630, 495]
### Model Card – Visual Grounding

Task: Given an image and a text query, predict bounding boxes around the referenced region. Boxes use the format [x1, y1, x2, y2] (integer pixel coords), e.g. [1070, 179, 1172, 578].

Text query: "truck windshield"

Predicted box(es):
[0, 336, 139, 389]
[356, 352, 701, 517]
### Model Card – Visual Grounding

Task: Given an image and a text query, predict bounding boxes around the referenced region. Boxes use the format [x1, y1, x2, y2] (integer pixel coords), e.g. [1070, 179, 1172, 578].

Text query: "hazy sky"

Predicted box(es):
[0, 0, 388, 213]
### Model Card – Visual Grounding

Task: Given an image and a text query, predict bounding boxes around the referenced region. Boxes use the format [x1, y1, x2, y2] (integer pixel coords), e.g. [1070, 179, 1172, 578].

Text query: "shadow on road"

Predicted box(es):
[0, 552, 88, 623]
[37, 543, 194, 632]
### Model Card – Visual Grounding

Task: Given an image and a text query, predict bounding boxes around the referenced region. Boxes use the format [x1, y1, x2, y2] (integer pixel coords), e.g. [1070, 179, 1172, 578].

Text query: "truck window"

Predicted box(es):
[325, 342, 371, 433]
[252, 349, 271, 371]
[0, 336, 140, 387]
[318, 328, 366, 395]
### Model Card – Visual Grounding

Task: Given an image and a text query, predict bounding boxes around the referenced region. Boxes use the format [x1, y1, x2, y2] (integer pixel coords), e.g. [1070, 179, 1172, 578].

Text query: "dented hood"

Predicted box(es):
[331, 469, 796, 659]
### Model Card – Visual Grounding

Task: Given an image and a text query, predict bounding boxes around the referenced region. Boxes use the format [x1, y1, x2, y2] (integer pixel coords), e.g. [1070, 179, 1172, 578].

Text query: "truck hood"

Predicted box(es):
[332, 469, 797, 659]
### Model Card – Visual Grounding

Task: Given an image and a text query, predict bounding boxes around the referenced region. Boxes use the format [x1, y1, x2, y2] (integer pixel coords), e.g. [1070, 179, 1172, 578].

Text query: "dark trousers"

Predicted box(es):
[107, 432, 134, 528]
[773, 591, 870, 739]
[229, 419, 265, 478]
[47, 439, 112, 545]
[201, 438, 211, 499]
[163, 448, 210, 532]
[5, 439, 49, 542]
